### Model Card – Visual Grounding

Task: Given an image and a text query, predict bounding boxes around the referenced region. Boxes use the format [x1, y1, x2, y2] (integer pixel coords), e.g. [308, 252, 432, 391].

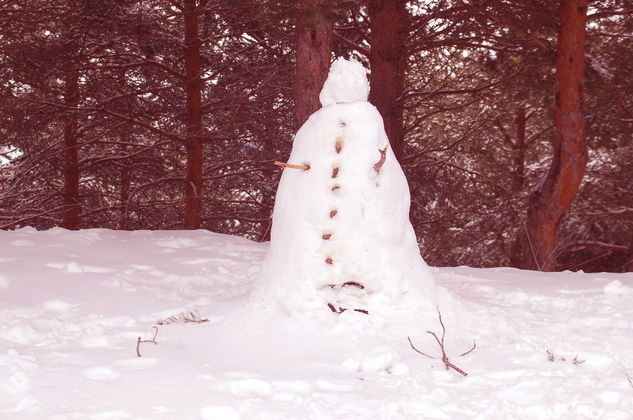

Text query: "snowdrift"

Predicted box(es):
[1, 228, 632, 419]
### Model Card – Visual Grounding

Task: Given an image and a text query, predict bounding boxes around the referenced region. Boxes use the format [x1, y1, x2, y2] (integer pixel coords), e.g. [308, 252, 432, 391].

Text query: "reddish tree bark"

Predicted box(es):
[506, 107, 527, 268]
[522, 0, 588, 271]
[624, 235, 633, 272]
[62, 69, 80, 230]
[295, 0, 332, 130]
[119, 141, 131, 230]
[368, 0, 407, 160]
[183, 0, 203, 229]
[512, 107, 527, 192]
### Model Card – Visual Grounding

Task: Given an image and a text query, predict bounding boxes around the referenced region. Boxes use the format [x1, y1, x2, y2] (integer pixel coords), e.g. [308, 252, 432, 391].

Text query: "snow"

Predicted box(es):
[255, 58, 436, 319]
[1, 228, 633, 419]
[3, 58, 632, 418]
[319, 58, 369, 106]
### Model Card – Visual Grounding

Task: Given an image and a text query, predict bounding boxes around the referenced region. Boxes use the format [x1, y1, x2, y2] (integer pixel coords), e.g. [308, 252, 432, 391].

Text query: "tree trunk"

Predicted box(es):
[294, 0, 332, 131]
[512, 107, 527, 191]
[623, 234, 633, 272]
[368, 0, 407, 161]
[183, 0, 203, 229]
[119, 141, 131, 230]
[522, 0, 588, 271]
[62, 69, 80, 230]
[509, 107, 526, 267]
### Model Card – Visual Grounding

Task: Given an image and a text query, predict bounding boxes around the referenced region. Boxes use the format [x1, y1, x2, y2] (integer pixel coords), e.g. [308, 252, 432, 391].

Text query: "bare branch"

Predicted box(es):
[136, 326, 158, 357]
[408, 307, 474, 377]
[460, 340, 477, 357]
[274, 161, 310, 171]
[407, 336, 434, 359]
[374, 146, 388, 174]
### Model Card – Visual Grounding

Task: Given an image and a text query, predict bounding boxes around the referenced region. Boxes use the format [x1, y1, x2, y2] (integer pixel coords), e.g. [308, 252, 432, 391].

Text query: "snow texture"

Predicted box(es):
[254, 58, 435, 318]
[319, 58, 369, 106]
[1, 228, 633, 419]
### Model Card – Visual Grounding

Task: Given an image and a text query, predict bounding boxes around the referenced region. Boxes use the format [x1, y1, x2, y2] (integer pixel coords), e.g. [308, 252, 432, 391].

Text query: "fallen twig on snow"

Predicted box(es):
[460, 339, 477, 357]
[156, 309, 209, 325]
[136, 326, 158, 357]
[625, 369, 633, 388]
[274, 161, 310, 171]
[407, 307, 475, 377]
[546, 349, 585, 365]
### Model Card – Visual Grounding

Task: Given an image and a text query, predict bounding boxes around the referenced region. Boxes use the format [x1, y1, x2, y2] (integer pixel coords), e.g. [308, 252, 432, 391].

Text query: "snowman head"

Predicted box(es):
[319, 58, 369, 107]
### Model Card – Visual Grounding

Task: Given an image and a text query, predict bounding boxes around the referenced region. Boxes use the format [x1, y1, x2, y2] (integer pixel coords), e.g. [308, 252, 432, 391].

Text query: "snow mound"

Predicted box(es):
[319, 58, 369, 107]
[603, 279, 633, 296]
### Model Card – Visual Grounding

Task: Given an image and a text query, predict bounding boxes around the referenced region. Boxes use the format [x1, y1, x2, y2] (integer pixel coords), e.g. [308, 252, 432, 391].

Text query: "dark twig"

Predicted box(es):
[460, 339, 477, 357]
[327, 303, 369, 315]
[408, 336, 434, 359]
[136, 326, 158, 357]
[327, 281, 365, 290]
[625, 368, 633, 388]
[374, 146, 388, 174]
[408, 307, 474, 377]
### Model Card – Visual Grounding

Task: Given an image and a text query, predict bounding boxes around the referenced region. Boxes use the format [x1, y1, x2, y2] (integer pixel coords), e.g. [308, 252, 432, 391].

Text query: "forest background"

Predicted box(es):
[0, 0, 631, 272]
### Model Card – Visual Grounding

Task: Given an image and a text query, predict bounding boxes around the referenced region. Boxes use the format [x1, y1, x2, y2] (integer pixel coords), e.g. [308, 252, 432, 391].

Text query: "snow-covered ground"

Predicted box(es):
[1, 228, 632, 419]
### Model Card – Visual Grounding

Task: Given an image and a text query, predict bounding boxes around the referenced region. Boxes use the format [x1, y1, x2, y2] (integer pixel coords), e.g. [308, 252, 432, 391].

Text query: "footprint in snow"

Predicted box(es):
[114, 357, 158, 370]
[74, 409, 134, 419]
[130, 264, 153, 271]
[315, 379, 355, 392]
[10, 239, 36, 247]
[199, 406, 240, 420]
[79, 335, 111, 349]
[83, 366, 121, 381]
[0, 325, 42, 346]
[357, 347, 410, 375]
[156, 238, 199, 248]
[229, 378, 274, 398]
[45, 262, 113, 274]
[2, 369, 31, 394]
[42, 300, 76, 312]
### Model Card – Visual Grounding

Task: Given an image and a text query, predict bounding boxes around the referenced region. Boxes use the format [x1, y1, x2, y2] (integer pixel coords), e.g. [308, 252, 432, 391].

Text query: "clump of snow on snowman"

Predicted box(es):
[252, 58, 436, 317]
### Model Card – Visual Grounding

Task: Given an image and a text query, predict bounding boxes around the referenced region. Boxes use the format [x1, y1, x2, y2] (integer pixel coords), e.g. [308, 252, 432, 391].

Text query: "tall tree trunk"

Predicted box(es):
[509, 107, 526, 267]
[512, 107, 527, 192]
[623, 234, 633, 272]
[522, 0, 588, 271]
[62, 69, 80, 230]
[368, 0, 407, 161]
[295, 0, 332, 130]
[183, 0, 203, 229]
[119, 141, 131, 230]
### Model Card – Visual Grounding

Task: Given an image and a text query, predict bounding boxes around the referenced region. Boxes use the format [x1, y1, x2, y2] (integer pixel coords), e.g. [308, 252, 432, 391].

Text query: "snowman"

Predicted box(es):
[253, 58, 436, 317]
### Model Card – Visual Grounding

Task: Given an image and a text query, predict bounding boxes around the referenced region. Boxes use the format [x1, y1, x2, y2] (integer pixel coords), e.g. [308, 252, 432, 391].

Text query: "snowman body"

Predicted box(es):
[254, 59, 435, 316]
